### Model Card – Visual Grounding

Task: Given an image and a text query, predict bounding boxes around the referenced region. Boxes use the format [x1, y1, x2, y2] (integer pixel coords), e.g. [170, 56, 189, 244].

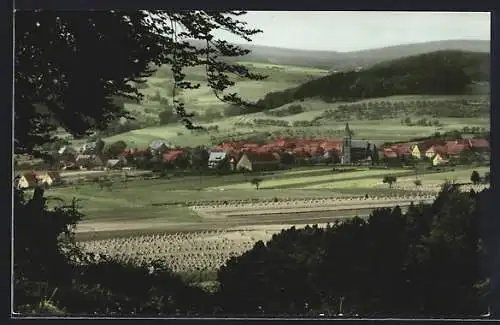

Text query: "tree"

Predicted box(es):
[483, 171, 490, 184]
[158, 108, 176, 125]
[14, 188, 84, 311]
[105, 140, 127, 159]
[218, 185, 488, 317]
[471, 170, 481, 184]
[250, 177, 263, 190]
[95, 138, 105, 157]
[15, 10, 266, 153]
[382, 175, 397, 189]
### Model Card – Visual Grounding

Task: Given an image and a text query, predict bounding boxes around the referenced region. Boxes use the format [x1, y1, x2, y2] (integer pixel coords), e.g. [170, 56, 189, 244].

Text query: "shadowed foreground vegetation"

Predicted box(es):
[14, 184, 496, 317]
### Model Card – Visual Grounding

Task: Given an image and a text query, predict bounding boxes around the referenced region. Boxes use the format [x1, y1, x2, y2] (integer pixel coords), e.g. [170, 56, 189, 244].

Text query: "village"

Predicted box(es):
[14, 123, 490, 190]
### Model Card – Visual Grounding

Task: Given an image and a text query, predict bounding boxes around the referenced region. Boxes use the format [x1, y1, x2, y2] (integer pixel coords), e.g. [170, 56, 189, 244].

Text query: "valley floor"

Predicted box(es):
[40, 164, 489, 273]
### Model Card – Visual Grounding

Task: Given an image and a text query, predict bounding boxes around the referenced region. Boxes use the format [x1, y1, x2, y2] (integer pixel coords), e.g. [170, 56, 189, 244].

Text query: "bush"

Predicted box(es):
[382, 175, 397, 188]
[470, 170, 481, 184]
[159, 108, 176, 125]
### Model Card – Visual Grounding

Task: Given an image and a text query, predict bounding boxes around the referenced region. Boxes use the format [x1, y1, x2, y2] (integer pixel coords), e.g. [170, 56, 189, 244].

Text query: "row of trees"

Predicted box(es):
[320, 97, 489, 123]
[380, 170, 490, 190]
[263, 104, 305, 117]
[400, 117, 442, 127]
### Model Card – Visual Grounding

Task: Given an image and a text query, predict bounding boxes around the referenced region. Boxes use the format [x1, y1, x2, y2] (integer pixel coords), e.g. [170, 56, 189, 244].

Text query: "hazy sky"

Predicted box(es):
[214, 11, 491, 52]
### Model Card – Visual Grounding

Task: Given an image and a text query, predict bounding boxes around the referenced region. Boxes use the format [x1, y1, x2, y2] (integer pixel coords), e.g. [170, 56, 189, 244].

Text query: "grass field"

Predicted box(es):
[47, 165, 487, 227]
[59, 164, 489, 274]
[305, 166, 490, 189]
[97, 95, 489, 148]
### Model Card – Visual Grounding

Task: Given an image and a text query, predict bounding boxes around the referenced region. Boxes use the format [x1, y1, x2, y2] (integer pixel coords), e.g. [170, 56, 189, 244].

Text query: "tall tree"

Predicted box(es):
[15, 10, 266, 153]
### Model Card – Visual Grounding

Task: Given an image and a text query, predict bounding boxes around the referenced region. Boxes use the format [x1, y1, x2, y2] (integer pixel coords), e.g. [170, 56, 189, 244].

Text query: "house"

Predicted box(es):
[80, 142, 97, 155]
[411, 140, 446, 159]
[150, 140, 171, 154]
[208, 152, 229, 169]
[383, 148, 398, 159]
[75, 154, 103, 169]
[424, 145, 447, 159]
[236, 152, 281, 172]
[37, 171, 62, 186]
[432, 152, 448, 166]
[323, 148, 341, 163]
[469, 139, 490, 152]
[162, 150, 186, 167]
[15, 172, 38, 189]
[445, 142, 468, 156]
[390, 143, 414, 157]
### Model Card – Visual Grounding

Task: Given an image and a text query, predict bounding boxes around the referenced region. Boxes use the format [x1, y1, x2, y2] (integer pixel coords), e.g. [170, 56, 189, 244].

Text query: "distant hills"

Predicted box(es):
[191, 39, 490, 70]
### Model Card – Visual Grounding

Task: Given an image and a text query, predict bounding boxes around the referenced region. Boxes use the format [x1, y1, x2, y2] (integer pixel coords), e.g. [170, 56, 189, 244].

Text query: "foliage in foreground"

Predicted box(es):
[14, 184, 495, 317]
[15, 10, 265, 153]
[14, 188, 213, 315]
[217, 184, 491, 317]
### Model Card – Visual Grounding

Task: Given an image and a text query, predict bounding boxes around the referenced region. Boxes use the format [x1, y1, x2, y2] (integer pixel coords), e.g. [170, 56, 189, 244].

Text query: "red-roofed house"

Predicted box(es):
[163, 150, 185, 163]
[469, 139, 489, 151]
[236, 152, 281, 172]
[445, 142, 468, 156]
[391, 143, 414, 157]
[432, 152, 449, 166]
[412, 140, 446, 159]
[425, 145, 447, 159]
[383, 148, 398, 159]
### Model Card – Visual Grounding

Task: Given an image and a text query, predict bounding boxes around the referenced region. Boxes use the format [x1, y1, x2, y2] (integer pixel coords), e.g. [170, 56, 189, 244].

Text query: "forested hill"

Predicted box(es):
[189, 39, 489, 70]
[253, 50, 490, 111]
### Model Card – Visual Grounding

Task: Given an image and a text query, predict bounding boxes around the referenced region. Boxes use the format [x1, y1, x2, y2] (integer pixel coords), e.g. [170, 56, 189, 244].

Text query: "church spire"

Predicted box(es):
[344, 123, 351, 137]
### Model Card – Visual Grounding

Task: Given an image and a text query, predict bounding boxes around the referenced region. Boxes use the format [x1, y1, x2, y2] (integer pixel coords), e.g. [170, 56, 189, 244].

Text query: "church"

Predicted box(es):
[341, 123, 372, 164]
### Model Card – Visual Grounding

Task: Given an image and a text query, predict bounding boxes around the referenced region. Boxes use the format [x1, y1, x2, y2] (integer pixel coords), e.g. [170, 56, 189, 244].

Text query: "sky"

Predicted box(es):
[213, 11, 491, 52]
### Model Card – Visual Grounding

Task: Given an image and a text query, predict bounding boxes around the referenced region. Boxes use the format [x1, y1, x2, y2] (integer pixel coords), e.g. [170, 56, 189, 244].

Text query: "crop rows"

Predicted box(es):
[152, 192, 435, 208]
[189, 195, 437, 211]
[77, 230, 275, 273]
[393, 183, 489, 193]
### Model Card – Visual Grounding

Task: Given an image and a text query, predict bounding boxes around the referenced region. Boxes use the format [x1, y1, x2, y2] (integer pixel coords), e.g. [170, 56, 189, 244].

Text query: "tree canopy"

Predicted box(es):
[217, 185, 490, 317]
[15, 10, 266, 153]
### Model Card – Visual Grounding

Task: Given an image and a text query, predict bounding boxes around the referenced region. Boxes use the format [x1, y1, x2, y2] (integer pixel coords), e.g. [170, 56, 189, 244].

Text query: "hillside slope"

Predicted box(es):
[254, 50, 490, 111]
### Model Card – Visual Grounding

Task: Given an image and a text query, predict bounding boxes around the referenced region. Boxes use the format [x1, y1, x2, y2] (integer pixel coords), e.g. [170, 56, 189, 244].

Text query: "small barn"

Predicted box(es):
[432, 152, 449, 166]
[208, 152, 229, 169]
[15, 172, 38, 189]
[236, 152, 281, 172]
[37, 171, 62, 186]
[106, 159, 125, 170]
[150, 140, 171, 154]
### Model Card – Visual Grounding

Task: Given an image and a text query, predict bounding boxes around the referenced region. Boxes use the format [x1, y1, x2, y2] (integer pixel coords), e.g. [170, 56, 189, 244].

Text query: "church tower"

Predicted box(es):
[342, 123, 352, 164]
